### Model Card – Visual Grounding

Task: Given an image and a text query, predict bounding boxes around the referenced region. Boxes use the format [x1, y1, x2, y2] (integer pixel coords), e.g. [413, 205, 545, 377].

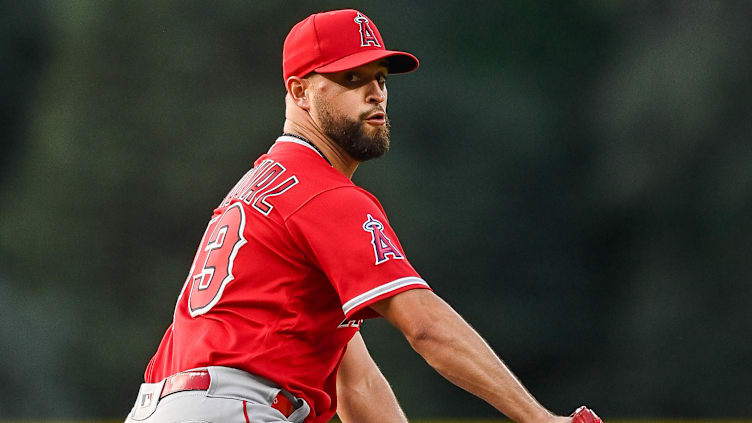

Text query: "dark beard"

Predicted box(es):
[316, 100, 391, 161]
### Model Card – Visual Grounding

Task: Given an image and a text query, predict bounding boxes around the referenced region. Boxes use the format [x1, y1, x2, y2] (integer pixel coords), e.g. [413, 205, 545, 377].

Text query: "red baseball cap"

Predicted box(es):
[283, 9, 419, 84]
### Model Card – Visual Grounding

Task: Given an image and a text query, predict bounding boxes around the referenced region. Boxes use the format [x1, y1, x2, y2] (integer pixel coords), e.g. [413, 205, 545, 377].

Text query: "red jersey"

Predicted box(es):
[145, 135, 430, 422]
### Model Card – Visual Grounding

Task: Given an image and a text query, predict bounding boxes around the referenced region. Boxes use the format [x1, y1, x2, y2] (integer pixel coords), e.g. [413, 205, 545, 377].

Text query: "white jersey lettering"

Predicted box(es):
[220, 160, 298, 216]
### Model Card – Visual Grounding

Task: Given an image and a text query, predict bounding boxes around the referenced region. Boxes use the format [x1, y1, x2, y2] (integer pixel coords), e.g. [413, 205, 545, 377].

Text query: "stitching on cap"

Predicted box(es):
[311, 13, 351, 69]
[311, 15, 323, 68]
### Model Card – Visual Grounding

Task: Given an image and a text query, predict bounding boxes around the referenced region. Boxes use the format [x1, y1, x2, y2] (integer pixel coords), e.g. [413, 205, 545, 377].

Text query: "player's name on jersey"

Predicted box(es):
[220, 159, 298, 215]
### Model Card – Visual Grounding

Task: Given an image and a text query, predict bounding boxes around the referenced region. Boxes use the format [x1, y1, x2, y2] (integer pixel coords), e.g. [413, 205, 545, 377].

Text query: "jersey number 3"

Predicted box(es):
[187, 202, 247, 317]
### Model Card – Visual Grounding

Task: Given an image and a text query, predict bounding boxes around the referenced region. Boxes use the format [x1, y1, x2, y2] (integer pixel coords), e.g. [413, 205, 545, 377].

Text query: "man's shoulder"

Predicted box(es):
[270, 150, 354, 202]
[267, 140, 384, 211]
[217, 141, 365, 220]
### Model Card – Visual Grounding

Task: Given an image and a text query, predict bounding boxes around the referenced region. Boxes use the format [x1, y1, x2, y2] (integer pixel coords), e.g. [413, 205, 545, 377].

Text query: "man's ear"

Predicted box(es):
[286, 76, 311, 110]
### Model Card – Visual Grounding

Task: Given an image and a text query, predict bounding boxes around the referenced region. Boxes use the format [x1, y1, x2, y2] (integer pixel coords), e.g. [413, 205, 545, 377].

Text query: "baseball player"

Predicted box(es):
[125, 9, 603, 423]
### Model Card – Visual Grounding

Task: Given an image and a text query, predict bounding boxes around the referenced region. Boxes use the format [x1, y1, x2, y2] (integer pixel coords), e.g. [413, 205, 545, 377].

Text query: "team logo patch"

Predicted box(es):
[353, 12, 380, 47]
[362, 214, 403, 265]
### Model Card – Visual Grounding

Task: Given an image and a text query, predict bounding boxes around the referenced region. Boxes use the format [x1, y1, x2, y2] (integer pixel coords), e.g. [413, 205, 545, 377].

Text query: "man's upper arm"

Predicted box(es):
[369, 288, 453, 342]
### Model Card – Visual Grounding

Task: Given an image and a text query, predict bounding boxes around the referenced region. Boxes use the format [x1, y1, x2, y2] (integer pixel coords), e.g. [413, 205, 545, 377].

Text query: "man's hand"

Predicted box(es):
[571, 406, 603, 423]
[539, 406, 602, 423]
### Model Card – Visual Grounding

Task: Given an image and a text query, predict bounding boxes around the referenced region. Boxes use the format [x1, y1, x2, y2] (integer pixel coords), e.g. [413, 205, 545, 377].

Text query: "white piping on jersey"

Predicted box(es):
[272, 135, 325, 159]
[342, 276, 429, 316]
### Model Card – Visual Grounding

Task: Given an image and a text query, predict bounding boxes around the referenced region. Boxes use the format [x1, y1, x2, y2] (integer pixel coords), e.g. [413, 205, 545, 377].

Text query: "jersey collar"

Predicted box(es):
[273, 134, 333, 167]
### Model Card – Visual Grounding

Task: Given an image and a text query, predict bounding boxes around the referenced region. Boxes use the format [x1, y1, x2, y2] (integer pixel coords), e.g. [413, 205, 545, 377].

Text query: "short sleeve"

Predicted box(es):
[285, 187, 430, 319]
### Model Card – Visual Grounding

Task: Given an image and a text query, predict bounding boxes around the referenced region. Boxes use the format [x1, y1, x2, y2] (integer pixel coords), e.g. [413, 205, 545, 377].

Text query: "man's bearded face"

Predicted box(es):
[316, 97, 391, 162]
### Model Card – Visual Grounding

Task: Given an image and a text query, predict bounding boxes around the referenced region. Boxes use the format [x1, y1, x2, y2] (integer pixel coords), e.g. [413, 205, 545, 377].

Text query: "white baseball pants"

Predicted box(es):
[124, 366, 310, 423]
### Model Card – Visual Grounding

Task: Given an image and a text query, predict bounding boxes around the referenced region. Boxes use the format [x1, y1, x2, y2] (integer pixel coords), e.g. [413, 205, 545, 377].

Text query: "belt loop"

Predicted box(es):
[286, 397, 311, 423]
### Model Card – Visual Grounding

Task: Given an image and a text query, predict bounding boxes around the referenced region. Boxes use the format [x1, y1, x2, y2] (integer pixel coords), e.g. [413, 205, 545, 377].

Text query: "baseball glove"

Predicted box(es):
[571, 406, 603, 423]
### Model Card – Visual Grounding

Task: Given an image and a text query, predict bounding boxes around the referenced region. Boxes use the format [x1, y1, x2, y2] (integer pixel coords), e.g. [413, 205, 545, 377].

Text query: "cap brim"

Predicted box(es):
[314, 49, 419, 75]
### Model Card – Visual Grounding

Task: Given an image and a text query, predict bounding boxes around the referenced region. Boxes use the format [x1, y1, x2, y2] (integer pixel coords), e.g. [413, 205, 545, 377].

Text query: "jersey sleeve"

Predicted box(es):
[285, 187, 430, 320]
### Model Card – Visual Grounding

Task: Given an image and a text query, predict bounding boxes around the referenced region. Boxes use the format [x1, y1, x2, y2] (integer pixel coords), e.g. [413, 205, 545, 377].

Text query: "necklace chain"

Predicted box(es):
[282, 133, 333, 166]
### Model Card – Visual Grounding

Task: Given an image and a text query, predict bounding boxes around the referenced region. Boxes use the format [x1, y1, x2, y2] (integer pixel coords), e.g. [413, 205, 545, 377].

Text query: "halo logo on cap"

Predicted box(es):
[354, 13, 381, 47]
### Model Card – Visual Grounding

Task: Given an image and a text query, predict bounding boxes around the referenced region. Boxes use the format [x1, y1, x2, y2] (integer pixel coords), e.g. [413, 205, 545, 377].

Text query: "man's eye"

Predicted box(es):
[346, 73, 360, 83]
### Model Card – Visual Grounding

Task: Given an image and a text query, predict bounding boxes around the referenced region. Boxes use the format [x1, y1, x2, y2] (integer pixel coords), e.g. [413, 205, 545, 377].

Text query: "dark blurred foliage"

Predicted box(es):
[1, 0, 750, 419]
[0, 0, 49, 185]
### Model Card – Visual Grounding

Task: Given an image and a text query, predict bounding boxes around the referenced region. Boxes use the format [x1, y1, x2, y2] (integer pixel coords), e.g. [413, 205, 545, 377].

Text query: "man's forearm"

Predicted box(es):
[337, 376, 408, 423]
[411, 304, 550, 422]
[337, 333, 409, 423]
[372, 290, 561, 423]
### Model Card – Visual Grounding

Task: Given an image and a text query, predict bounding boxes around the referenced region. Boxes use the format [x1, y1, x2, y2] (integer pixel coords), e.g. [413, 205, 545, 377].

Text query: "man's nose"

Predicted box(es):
[365, 80, 386, 104]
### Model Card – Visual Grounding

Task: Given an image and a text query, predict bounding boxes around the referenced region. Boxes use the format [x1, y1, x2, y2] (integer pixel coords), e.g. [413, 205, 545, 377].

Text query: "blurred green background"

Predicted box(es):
[1, 0, 751, 420]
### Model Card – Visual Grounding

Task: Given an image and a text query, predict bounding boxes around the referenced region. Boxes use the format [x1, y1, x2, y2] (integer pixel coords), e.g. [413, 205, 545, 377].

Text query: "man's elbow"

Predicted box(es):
[371, 289, 458, 349]
[402, 309, 454, 352]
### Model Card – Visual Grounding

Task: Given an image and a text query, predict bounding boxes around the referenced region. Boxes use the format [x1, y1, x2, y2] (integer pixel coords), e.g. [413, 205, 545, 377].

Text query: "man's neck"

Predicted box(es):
[282, 120, 360, 179]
